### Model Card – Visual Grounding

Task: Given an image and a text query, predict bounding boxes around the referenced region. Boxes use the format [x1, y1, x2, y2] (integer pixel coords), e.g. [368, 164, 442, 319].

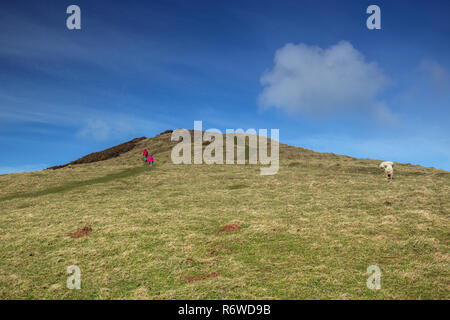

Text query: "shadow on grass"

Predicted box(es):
[0, 165, 151, 202]
[227, 184, 248, 190]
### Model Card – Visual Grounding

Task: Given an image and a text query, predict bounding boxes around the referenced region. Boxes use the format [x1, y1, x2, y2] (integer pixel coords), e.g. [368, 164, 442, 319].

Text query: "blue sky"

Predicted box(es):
[0, 0, 449, 173]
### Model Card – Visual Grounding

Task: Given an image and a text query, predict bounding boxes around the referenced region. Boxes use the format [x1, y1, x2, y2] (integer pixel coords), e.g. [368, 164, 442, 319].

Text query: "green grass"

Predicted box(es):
[227, 184, 249, 190]
[0, 132, 448, 299]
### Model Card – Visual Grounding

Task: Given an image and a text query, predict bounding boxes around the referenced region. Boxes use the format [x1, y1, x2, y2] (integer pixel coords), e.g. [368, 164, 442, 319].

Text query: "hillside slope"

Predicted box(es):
[0, 131, 448, 299]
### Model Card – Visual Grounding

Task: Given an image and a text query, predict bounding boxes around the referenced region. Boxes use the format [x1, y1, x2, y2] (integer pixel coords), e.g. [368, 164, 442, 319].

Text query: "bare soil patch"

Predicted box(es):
[184, 272, 218, 282]
[218, 224, 242, 232]
[70, 227, 92, 238]
[210, 246, 229, 255]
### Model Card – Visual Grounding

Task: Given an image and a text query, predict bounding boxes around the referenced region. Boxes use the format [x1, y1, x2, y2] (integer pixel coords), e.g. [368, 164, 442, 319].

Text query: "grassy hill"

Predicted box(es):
[0, 131, 448, 299]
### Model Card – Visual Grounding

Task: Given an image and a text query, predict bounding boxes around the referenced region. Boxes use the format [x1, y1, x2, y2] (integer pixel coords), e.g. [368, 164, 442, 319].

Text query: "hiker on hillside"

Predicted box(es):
[142, 149, 149, 160]
[147, 154, 154, 166]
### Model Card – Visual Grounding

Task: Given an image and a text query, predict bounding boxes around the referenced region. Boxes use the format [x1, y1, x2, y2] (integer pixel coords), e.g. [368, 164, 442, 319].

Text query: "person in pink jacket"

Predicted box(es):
[147, 154, 154, 166]
[142, 149, 149, 160]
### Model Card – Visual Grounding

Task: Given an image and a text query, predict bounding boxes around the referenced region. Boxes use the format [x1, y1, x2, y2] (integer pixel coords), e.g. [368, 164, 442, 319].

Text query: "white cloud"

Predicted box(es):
[372, 101, 398, 125]
[77, 119, 112, 141]
[0, 91, 170, 142]
[259, 41, 389, 115]
[419, 59, 450, 95]
[76, 114, 166, 142]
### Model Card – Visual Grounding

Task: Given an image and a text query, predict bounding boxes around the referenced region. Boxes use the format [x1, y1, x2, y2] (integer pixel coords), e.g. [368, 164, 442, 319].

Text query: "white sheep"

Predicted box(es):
[379, 161, 394, 181]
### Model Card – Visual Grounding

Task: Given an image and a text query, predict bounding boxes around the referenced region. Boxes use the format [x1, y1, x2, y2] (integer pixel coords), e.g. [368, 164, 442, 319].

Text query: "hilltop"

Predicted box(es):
[46, 137, 147, 170]
[0, 130, 448, 299]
